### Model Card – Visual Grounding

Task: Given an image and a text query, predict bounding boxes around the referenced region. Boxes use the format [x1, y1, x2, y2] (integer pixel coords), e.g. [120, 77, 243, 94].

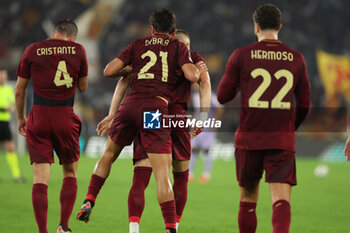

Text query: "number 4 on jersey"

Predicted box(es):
[54, 60, 73, 88]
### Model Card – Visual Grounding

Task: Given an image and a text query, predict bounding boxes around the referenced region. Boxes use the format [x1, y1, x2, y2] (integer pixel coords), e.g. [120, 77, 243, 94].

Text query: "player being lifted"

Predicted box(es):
[217, 4, 310, 233]
[96, 29, 210, 233]
[16, 19, 88, 233]
[77, 9, 199, 233]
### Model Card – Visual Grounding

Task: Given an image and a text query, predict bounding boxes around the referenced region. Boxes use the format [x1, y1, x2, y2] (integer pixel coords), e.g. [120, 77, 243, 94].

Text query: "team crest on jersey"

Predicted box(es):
[143, 110, 161, 129]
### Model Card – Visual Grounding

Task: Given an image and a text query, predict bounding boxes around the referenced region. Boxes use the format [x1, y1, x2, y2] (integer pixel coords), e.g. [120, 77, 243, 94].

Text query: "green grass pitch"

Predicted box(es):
[0, 154, 349, 233]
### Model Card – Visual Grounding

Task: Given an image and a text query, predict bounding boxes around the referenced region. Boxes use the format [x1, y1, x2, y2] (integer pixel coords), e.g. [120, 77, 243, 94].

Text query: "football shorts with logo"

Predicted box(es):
[133, 102, 190, 162]
[109, 96, 172, 154]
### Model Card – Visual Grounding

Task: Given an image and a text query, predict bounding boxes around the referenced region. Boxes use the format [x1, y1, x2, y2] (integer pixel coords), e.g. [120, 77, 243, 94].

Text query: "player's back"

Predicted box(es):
[17, 39, 87, 105]
[234, 40, 309, 151]
[172, 51, 204, 108]
[119, 33, 191, 101]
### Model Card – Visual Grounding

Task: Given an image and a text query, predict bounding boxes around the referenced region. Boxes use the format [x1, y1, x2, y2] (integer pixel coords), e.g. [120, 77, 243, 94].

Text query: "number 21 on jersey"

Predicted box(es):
[54, 60, 73, 88]
[248, 68, 293, 110]
[138, 50, 168, 82]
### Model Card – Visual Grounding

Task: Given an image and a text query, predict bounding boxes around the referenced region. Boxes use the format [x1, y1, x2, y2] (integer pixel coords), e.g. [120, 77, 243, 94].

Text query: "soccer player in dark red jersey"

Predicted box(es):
[98, 30, 211, 233]
[217, 4, 310, 233]
[77, 9, 199, 233]
[15, 19, 88, 233]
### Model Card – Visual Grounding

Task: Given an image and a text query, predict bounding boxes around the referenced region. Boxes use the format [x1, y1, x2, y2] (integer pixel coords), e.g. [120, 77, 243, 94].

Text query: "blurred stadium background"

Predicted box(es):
[1, 0, 350, 232]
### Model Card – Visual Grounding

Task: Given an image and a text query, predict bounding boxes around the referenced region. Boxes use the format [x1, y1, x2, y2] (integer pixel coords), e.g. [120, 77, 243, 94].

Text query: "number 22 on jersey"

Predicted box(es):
[54, 60, 73, 88]
[138, 50, 168, 82]
[248, 68, 293, 110]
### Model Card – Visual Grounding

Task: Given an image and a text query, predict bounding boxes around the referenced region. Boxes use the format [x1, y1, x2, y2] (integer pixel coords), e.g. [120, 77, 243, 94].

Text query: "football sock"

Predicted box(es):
[85, 174, 106, 203]
[129, 222, 139, 233]
[6, 152, 21, 179]
[272, 199, 291, 233]
[238, 201, 257, 233]
[60, 177, 77, 227]
[128, 166, 152, 222]
[160, 200, 176, 230]
[172, 169, 189, 223]
[32, 183, 48, 233]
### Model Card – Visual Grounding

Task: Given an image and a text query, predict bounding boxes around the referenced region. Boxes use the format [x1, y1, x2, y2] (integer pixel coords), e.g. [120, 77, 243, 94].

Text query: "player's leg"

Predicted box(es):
[199, 148, 212, 183]
[77, 136, 124, 222]
[57, 161, 78, 232]
[32, 162, 50, 233]
[128, 158, 152, 233]
[26, 109, 53, 233]
[265, 150, 296, 233]
[4, 140, 24, 182]
[147, 152, 176, 232]
[235, 149, 264, 233]
[188, 147, 199, 181]
[269, 183, 291, 233]
[239, 183, 259, 233]
[172, 160, 190, 230]
[199, 133, 216, 183]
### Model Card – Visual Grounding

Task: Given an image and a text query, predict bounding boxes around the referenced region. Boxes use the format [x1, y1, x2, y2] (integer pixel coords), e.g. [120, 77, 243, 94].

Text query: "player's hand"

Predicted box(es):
[96, 115, 114, 137]
[196, 61, 208, 75]
[17, 117, 27, 137]
[189, 127, 203, 138]
[344, 135, 350, 161]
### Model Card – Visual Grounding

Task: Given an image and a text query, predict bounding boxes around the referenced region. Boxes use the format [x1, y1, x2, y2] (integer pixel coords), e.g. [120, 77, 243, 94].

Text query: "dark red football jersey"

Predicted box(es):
[218, 40, 310, 151]
[17, 39, 88, 101]
[118, 33, 193, 100]
[172, 51, 205, 107]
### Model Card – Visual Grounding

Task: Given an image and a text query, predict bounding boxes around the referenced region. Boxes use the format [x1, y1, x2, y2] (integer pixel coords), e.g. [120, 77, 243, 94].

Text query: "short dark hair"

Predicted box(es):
[149, 8, 176, 34]
[176, 29, 190, 40]
[55, 19, 78, 37]
[253, 4, 281, 30]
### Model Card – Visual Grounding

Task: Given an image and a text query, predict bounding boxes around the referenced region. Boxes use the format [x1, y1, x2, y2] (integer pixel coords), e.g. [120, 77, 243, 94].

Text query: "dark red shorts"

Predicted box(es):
[26, 105, 81, 164]
[109, 96, 171, 154]
[235, 149, 296, 188]
[133, 103, 191, 162]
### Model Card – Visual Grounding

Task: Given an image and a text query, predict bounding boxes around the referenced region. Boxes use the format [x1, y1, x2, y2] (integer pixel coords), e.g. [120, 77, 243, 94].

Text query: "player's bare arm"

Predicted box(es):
[181, 63, 199, 83]
[96, 74, 132, 137]
[15, 77, 29, 136]
[190, 61, 211, 138]
[77, 76, 88, 92]
[118, 65, 133, 77]
[103, 57, 126, 78]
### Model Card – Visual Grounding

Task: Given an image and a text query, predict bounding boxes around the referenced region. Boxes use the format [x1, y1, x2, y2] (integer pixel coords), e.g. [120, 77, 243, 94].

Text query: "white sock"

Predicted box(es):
[129, 222, 139, 233]
[176, 222, 179, 232]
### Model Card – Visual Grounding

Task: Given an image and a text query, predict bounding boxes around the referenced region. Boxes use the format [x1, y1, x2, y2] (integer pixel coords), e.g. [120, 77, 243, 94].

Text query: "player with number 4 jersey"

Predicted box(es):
[16, 19, 88, 233]
[217, 4, 310, 233]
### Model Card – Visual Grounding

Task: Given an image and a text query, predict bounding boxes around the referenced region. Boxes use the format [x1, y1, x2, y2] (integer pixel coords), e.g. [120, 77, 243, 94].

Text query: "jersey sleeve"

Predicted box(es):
[294, 55, 311, 129]
[217, 49, 240, 104]
[16, 45, 33, 79]
[79, 45, 88, 78]
[295, 55, 311, 96]
[191, 51, 205, 64]
[177, 42, 193, 67]
[117, 42, 134, 65]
